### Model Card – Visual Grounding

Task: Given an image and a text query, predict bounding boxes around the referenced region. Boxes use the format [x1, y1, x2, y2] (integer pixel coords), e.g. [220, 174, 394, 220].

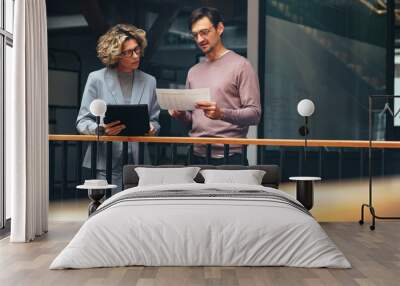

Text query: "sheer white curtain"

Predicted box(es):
[6, 0, 48, 242]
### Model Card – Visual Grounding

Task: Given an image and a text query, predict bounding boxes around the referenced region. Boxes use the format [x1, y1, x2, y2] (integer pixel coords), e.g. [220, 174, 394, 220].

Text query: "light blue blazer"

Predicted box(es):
[76, 67, 160, 170]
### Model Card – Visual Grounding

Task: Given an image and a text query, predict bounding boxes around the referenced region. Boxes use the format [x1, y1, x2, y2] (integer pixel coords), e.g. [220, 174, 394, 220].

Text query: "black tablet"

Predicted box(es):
[104, 104, 149, 136]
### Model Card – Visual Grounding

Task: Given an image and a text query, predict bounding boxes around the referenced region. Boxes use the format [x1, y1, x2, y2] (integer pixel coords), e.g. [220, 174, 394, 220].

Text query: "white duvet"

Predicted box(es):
[50, 183, 351, 269]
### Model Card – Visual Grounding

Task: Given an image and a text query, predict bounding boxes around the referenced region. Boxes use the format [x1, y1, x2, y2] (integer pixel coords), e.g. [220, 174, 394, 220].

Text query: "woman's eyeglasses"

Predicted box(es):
[120, 46, 141, 58]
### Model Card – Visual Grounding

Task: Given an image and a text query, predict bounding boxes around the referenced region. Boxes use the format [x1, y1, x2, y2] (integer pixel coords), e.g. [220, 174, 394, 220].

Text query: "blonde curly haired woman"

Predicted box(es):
[76, 24, 160, 193]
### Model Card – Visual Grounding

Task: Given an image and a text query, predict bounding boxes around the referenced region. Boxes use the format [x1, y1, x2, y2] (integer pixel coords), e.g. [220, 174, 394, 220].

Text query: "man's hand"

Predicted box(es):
[168, 110, 185, 118]
[103, 121, 126, 135]
[195, 101, 224, 120]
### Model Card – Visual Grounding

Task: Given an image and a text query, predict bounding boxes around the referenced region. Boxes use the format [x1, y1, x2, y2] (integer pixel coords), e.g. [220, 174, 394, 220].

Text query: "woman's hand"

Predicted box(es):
[103, 121, 126, 135]
[168, 109, 185, 118]
[145, 122, 157, 136]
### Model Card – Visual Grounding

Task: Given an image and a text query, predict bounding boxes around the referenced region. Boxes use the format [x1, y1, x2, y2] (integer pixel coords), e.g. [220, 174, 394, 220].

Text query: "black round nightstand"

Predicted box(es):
[289, 176, 321, 210]
[77, 182, 117, 215]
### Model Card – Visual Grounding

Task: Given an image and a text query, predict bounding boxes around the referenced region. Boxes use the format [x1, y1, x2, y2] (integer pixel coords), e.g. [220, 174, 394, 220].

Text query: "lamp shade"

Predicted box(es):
[297, 99, 315, 117]
[89, 99, 107, 117]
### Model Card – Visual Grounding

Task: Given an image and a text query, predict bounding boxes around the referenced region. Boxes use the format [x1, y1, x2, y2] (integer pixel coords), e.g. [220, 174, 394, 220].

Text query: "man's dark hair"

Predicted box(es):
[188, 7, 224, 30]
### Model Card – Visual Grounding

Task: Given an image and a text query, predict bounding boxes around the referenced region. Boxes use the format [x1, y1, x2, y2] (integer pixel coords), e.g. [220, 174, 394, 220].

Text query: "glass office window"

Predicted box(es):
[262, 0, 386, 140]
[151, 2, 247, 88]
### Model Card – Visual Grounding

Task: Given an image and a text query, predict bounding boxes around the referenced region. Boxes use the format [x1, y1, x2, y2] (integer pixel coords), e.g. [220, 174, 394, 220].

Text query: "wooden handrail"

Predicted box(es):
[48, 134, 400, 149]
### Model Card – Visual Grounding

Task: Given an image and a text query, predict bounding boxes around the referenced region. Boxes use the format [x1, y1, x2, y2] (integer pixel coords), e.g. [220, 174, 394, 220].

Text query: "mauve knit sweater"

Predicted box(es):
[179, 51, 261, 157]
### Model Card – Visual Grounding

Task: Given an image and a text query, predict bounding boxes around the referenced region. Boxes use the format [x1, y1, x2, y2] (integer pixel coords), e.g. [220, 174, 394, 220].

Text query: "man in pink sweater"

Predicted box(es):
[170, 7, 261, 165]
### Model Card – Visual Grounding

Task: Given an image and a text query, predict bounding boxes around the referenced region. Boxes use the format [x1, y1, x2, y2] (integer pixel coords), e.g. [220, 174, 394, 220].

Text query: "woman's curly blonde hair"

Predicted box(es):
[97, 24, 147, 68]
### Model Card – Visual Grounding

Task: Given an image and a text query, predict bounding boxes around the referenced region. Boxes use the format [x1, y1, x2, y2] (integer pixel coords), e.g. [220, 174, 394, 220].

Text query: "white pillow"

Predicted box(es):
[135, 167, 201, 186]
[200, 169, 266, 185]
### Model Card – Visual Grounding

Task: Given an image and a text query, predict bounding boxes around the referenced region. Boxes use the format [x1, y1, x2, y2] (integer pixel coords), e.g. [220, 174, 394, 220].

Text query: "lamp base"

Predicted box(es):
[298, 126, 309, 136]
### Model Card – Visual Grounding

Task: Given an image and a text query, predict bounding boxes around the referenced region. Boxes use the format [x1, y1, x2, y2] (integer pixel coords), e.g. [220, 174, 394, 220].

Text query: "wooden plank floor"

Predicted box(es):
[1, 221, 399, 286]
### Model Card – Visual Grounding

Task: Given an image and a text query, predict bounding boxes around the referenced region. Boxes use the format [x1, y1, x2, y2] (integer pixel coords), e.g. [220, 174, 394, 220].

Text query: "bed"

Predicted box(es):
[50, 165, 351, 269]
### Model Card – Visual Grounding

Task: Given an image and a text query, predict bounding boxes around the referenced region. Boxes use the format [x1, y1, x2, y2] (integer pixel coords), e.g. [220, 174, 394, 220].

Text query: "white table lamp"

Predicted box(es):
[89, 99, 107, 136]
[90, 99, 107, 121]
[297, 99, 315, 117]
[89, 99, 107, 178]
[297, 99, 315, 161]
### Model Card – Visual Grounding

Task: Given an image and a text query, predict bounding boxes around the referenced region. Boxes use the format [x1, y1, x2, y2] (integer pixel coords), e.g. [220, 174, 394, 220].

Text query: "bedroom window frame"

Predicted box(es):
[1, 0, 14, 231]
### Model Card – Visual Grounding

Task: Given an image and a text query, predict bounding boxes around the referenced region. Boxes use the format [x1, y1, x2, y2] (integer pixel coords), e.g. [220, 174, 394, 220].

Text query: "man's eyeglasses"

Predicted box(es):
[120, 46, 141, 58]
[191, 26, 215, 40]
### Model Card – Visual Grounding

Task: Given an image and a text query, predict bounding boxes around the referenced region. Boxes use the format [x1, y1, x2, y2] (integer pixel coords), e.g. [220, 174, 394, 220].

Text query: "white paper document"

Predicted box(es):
[156, 88, 211, 111]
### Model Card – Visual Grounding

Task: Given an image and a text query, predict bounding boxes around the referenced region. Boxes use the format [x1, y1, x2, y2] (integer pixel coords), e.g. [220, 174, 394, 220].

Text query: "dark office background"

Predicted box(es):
[45, 0, 400, 200]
